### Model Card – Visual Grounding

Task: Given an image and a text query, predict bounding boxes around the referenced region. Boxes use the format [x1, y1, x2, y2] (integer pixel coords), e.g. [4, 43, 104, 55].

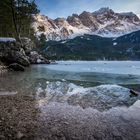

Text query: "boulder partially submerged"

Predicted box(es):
[39, 82, 140, 111]
[130, 89, 139, 97]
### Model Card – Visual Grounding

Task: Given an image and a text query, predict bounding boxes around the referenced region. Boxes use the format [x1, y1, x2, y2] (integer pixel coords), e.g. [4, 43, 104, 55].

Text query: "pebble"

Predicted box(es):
[17, 131, 24, 139]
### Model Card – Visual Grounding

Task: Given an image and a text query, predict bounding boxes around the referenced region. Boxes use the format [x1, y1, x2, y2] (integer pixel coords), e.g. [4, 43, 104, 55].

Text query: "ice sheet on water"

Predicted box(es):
[46, 61, 140, 75]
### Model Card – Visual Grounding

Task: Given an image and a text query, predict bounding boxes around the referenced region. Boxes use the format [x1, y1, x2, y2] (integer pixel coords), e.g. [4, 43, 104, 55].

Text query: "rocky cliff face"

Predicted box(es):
[32, 8, 140, 41]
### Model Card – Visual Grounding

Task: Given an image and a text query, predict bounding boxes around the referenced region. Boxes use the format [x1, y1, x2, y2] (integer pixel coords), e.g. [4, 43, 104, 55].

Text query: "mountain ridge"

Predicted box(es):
[32, 7, 140, 41]
[40, 30, 140, 60]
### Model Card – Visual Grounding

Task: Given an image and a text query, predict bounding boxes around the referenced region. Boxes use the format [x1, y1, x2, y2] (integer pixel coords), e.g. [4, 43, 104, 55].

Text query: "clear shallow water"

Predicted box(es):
[1, 61, 140, 139]
[38, 101, 140, 140]
[33, 61, 140, 86]
[0, 61, 140, 110]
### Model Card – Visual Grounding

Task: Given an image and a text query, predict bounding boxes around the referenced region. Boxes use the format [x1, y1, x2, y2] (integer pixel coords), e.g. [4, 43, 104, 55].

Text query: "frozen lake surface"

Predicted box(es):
[46, 61, 140, 75]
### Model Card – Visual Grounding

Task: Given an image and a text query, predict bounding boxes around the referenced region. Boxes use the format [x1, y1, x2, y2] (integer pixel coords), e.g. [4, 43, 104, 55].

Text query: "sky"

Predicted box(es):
[35, 0, 140, 19]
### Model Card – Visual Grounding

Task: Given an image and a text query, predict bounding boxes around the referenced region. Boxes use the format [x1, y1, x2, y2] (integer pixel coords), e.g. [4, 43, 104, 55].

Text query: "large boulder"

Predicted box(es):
[0, 38, 30, 66]
[0, 37, 50, 68]
[29, 51, 50, 64]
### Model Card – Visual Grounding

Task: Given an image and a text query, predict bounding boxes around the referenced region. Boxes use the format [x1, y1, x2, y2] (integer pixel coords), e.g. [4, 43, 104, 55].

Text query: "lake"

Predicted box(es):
[0, 61, 140, 109]
[0, 61, 140, 139]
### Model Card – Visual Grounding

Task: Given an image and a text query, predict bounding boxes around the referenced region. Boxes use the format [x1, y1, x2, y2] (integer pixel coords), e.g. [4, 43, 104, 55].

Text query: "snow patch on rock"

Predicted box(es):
[0, 37, 16, 42]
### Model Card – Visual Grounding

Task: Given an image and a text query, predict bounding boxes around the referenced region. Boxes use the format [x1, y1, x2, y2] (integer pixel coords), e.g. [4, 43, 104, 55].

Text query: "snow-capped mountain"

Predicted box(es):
[32, 7, 140, 41]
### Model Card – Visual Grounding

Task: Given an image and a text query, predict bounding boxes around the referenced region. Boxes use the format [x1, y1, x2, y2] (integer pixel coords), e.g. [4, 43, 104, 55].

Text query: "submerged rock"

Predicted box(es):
[67, 84, 139, 110]
[37, 101, 140, 140]
[8, 63, 25, 71]
[37, 82, 140, 111]
[130, 89, 139, 97]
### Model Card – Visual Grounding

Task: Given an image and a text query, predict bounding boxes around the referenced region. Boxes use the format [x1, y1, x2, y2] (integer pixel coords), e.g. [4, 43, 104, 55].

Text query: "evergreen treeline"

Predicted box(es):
[41, 31, 140, 60]
[0, 0, 39, 40]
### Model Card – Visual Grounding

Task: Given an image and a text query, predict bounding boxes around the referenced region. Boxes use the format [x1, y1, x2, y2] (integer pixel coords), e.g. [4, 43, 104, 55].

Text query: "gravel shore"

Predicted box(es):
[0, 94, 39, 139]
[0, 93, 140, 140]
[0, 65, 7, 75]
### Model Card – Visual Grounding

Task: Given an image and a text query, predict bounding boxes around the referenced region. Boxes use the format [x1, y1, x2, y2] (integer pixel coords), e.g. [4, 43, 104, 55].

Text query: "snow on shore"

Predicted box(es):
[0, 37, 16, 42]
[46, 61, 140, 75]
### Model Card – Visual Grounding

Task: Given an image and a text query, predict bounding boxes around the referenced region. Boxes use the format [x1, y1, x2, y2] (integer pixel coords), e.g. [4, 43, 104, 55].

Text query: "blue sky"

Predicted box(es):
[36, 0, 140, 19]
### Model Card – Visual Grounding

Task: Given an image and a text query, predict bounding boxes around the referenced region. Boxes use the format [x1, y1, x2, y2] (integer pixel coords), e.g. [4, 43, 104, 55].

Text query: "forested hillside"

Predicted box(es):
[40, 30, 140, 60]
[0, 1, 50, 71]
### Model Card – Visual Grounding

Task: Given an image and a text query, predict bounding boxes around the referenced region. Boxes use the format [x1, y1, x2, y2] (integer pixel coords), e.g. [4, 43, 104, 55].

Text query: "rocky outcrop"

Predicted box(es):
[0, 37, 50, 71]
[0, 39, 30, 67]
[29, 51, 50, 64]
[21, 37, 35, 55]
[32, 7, 140, 40]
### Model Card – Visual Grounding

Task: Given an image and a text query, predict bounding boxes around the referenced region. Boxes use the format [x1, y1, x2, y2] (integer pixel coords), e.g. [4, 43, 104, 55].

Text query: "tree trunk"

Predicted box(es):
[10, 0, 23, 46]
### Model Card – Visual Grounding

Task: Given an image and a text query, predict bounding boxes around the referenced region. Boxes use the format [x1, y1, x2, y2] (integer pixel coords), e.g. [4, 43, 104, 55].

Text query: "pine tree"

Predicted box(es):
[0, 0, 39, 41]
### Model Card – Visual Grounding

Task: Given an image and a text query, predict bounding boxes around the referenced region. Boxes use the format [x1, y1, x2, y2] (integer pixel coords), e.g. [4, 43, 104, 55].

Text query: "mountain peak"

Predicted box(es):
[93, 7, 114, 14]
[33, 8, 140, 41]
[80, 11, 92, 16]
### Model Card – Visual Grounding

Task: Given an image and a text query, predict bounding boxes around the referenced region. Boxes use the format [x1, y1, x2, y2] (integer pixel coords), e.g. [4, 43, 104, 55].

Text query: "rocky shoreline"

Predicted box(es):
[0, 62, 7, 75]
[0, 71, 140, 139]
[0, 37, 50, 71]
[0, 92, 140, 140]
[0, 94, 40, 139]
